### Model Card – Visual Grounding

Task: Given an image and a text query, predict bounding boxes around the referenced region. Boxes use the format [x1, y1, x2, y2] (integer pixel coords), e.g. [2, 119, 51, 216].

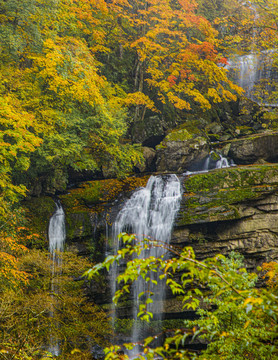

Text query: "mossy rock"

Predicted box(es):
[178, 164, 278, 225]
[60, 176, 150, 241]
[209, 151, 221, 161]
[156, 121, 210, 173]
[60, 176, 149, 215]
[164, 128, 193, 142]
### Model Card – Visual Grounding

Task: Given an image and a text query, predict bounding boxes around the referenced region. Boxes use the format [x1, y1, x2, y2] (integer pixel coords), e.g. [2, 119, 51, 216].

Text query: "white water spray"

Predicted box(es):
[49, 201, 66, 258]
[228, 50, 278, 106]
[185, 153, 234, 175]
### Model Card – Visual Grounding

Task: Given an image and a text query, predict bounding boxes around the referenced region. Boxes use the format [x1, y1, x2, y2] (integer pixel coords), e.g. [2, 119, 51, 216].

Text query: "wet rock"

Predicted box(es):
[91, 344, 105, 359]
[135, 146, 156, 172]
[156, 128, 209, 172]
[205, 121, 224, 135]
[228, 132, 278, 164]
[175, 164, 278, 269]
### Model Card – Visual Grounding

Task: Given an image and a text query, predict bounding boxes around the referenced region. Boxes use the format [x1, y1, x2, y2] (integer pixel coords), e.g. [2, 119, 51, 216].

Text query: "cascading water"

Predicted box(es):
[49, 201, 66, 265]
[185, 152, 234, 175]
[215, 154, 231, 169]
[48, 200, 66, 356]
[228, 50, 278, 105]
[225, 2, 278, 106]
[111, 175, 182, 354]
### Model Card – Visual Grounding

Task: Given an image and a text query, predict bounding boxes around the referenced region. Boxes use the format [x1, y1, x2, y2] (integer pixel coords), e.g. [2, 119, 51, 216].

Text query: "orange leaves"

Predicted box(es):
[178, 0, 198, 12]
[218, 57, 229, 66]
[188, 41, 218, 61]
[167, 75, 177, 87]
[108, 0, 240, 112]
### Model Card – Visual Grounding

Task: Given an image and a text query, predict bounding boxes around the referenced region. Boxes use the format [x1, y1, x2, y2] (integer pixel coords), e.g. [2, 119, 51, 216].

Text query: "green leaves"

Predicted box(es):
[84, 234, 278, 359]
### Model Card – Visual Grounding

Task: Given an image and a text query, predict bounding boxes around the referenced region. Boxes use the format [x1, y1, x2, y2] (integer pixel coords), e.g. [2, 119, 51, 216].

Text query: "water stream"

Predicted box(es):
[48, 200, 66, 356]
[185, 153, 234, 175]
[111, 175, 182, 355]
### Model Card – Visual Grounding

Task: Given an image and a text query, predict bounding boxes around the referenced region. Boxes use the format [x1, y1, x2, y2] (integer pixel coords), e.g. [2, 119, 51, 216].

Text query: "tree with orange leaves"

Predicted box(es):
[105, 0, 242, 124]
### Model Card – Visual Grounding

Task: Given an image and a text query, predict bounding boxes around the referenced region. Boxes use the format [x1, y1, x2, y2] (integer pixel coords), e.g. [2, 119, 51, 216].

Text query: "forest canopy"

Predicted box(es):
[0, 0, 247, 217]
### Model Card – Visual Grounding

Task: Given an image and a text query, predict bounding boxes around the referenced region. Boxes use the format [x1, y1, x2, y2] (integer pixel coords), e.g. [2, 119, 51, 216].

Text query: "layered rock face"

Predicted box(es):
[25, 118, 278, 271]
[23, 134, 278, 345]
[27, 166, 278, 273]
[175, 165, 278, 268]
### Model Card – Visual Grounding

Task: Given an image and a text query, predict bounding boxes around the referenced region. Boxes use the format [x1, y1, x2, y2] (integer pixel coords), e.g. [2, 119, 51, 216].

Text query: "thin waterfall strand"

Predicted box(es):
[48, 201, 66, 356]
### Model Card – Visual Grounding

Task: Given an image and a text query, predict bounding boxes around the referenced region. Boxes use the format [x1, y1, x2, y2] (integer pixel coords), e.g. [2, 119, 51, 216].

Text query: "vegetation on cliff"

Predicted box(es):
[180, 165, 278, 224]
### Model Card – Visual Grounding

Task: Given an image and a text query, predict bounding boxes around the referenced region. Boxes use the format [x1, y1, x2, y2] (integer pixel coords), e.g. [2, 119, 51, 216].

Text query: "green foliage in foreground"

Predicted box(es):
[85, 233, 278, 360]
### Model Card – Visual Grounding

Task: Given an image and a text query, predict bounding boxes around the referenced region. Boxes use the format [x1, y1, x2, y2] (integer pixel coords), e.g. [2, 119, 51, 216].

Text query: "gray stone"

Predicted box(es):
[205, 121, 224, 135]
[156, 136, 209, 172]
[135, 146, 156, 172]
[228, 132, 278, 164]
[174, 166, 278, 269]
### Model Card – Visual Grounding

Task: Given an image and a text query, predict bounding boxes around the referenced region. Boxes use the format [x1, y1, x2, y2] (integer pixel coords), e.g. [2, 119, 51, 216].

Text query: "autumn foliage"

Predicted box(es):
[0, 0, 245, 213]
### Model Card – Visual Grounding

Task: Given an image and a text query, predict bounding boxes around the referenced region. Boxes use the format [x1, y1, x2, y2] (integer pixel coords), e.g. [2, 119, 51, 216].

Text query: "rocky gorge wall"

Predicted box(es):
[24, 95, 278, 268]
[22, 109, 278, 345]
[176, 165, 278, 269]
[25, 163, 278, 270]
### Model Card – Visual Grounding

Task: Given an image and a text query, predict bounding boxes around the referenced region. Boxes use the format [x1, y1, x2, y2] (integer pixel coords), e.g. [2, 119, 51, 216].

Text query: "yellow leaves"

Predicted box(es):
[110, 0, 241, 112]
[71, 348, 82, 354]
[244, 320, 251, 329]
[220, 331, 229, 337]
[33, 36, 108, 109]
[207, 88, 222, 103]
[243, 297, 263, 307]
[124, 92, 156, 111]
[167, 92, 191, 110]
[0, 93, 43, 210]
[262, 262, 278, 289]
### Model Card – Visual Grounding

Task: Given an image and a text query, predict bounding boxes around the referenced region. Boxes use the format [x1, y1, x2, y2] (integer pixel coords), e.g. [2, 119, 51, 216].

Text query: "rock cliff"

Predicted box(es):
[175, 164, 278, 269]
[25, 163, 278, 272]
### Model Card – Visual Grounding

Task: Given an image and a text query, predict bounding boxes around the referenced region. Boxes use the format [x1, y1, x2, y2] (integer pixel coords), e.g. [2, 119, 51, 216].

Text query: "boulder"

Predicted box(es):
[156, 128, 210, 172]
[135, 146, 156, 172]
[227, 132, 278, 164]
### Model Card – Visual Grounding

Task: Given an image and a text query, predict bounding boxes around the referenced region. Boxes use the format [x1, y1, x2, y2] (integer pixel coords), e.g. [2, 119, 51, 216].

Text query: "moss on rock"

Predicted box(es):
[61, 176, 149, 215]
[60, 176, 150, 241]
[178, 164, 278, 225]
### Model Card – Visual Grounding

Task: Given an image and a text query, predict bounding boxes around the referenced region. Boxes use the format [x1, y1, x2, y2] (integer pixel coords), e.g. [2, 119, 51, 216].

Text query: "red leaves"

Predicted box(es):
[189, 41, 217, 61]
[167, 75, 177, 86]
[218, 57, 229, 66]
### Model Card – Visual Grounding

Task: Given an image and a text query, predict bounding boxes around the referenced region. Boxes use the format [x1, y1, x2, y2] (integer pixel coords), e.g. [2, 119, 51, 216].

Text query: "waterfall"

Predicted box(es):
[111, 175, 182, 354]
[48, 200, 66, 356]
[228, 50, 278, 106]
[215, 154, 230, 169]
[185, 152, 234, 175]
[226, 2, 278, 105]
